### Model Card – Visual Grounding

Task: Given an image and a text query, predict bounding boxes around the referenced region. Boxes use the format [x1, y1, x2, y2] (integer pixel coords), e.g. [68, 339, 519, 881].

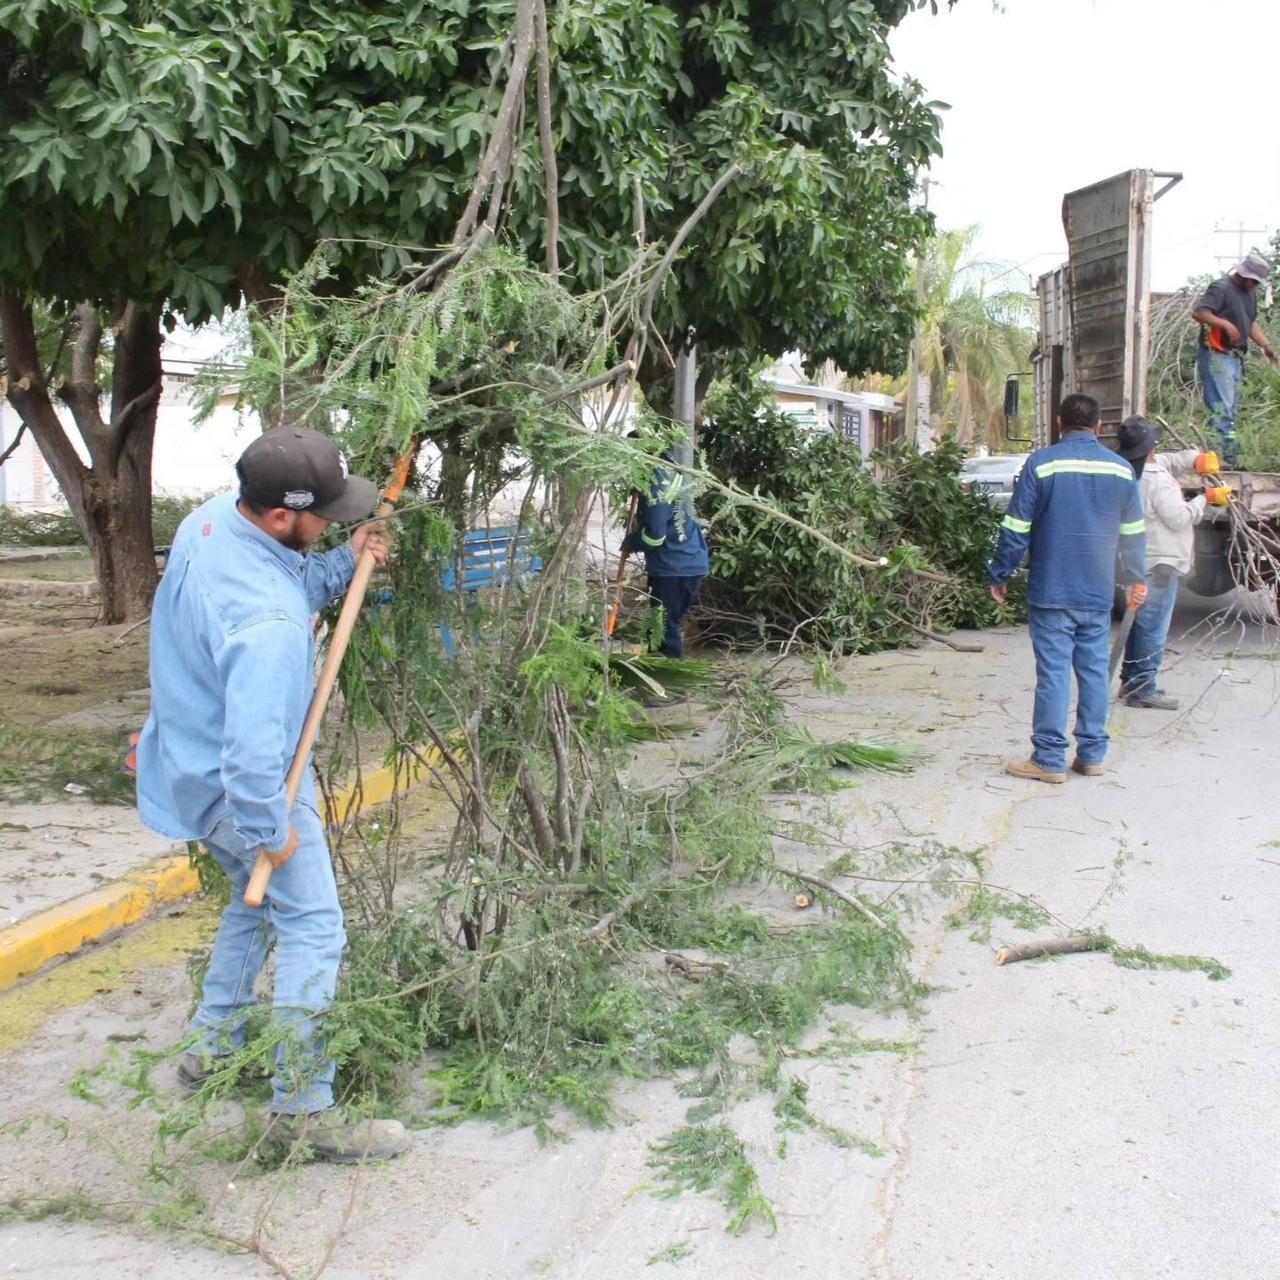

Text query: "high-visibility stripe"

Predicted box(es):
[657, 473, 684, 504]
[1001, 515, 1033, 534]
[1118, 520, 1146, 536]
[641, 531, 667, 547]
[1033, 459, 1135, 482]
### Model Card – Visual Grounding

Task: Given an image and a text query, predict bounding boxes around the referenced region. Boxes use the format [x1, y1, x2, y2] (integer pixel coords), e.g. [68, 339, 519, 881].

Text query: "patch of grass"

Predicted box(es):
[649, 1124, 776, 1235]
[0, 1189, 103, 1224]
[646, 1241, 694, 1266]
[0, 722, 135, 804]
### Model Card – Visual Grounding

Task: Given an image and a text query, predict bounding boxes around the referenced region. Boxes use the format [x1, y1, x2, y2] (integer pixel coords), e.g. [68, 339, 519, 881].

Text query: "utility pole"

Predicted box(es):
[673, 326, 697, 467]
[905, 177, 933, 452]
[1212, 221, 1270, 271]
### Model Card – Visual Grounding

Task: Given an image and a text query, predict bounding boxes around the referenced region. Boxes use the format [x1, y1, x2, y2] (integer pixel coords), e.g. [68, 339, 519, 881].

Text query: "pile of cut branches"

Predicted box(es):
[695, 380, 1015, 650]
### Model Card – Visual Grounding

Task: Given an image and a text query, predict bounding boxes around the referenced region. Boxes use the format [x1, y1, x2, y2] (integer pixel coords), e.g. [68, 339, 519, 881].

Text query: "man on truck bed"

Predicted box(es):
[989, 393, 1147, 784]
[1114, 417, 1230, 711]
[1191, 253, 1277, 465]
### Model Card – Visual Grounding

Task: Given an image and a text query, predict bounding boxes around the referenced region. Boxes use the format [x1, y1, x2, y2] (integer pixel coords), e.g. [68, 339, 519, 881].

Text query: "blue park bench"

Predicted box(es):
[371, 525, 542, 660]
[438, 525, 543, 658]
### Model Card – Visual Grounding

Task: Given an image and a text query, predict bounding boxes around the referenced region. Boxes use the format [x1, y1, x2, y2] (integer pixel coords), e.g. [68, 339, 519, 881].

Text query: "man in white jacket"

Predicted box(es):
[1114, 417, 1231, 710]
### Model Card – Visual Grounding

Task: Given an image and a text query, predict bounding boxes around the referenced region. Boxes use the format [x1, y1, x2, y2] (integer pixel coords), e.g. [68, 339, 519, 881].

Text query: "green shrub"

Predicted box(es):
[0, 493, 210, 548]
[0, 506, 85, 546]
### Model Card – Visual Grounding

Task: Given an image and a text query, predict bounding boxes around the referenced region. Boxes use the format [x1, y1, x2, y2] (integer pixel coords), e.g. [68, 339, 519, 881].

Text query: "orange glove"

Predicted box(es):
[1127, 583, 1148, 609]
[1195, 451, 1221, 475]
[1205, 486, 1234, 507]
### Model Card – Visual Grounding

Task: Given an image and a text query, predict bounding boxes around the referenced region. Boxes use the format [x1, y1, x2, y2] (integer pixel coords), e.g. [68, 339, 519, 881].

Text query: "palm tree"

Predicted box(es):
[904, 227, 1036, 450]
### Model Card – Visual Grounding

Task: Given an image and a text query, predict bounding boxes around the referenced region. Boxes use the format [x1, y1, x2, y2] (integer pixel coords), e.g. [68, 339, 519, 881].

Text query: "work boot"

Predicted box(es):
[1071, 759, 1104, 777]
[267, 1110, 410, 1164]
[177, 1051, 270, 1093]
[1125, 691, 1178, 711]
[1004, 758, 1066, 785]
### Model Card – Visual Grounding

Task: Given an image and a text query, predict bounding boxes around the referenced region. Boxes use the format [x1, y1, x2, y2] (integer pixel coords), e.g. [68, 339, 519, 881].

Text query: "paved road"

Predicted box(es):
[3, 595, 1278, 1279]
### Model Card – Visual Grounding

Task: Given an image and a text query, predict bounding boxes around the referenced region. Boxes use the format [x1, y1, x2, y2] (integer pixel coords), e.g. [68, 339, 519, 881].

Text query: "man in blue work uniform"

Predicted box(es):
[622, 451, 709, 659]
[989, 394, 1148, 784]
[137, 427, 407, 1162]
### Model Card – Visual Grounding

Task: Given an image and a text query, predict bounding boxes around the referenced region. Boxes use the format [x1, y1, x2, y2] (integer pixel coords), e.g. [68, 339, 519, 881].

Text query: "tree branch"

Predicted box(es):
[778, 867, 887, 930]
[639, 161, 744, 355]
[0, 293, 89, 497]
[533, 0, 560, 276]
[108, 380, 162, 470]
[0, 419, 28, 469]
[449, 0, 537, 249]
[57, 302, 108, 454]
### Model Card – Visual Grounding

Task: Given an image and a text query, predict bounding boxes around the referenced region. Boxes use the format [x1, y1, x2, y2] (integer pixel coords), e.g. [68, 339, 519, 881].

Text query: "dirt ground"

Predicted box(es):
[0, 582, 148, 730]
[4, 592, 1279, 1279]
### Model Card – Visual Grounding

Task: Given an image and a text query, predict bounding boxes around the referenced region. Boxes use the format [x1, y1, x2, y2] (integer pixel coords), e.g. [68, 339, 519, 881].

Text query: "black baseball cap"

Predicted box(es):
[236, 428, 378, 523]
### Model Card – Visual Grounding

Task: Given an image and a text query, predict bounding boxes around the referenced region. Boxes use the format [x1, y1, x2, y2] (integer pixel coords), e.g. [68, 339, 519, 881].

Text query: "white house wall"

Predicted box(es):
[0, 376, 261, 511]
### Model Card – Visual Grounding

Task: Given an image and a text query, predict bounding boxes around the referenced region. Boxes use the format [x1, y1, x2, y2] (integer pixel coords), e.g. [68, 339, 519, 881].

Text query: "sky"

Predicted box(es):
[890, 0, 1280, 295]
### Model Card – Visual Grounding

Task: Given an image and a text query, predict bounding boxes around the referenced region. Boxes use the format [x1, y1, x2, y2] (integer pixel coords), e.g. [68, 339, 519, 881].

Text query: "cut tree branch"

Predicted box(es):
[995, 935, 1106, 966]
[778, 867, 887, 930]
[533, 0, 559, 276]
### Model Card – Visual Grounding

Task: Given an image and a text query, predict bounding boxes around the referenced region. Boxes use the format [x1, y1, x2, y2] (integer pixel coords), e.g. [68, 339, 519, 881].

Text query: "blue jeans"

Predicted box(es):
[191, 803, 345, 1115]
[1028, 606, 1111, 772]
[1120, 567, 1182, 700]
[1197, 346, 1243, 465]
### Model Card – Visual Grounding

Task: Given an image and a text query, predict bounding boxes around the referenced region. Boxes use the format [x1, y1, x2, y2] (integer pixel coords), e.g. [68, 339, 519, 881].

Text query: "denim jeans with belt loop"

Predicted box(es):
[190, 802, 345, 1116]
[1028, 606, 1111, 773]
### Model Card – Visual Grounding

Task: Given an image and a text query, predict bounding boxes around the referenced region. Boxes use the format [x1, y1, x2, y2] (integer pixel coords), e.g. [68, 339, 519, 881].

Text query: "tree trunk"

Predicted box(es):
[0, 295, 162, 624]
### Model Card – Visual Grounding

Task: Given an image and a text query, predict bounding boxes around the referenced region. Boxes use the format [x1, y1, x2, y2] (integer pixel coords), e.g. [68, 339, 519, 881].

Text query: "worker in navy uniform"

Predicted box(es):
[622, 452, 709, 659]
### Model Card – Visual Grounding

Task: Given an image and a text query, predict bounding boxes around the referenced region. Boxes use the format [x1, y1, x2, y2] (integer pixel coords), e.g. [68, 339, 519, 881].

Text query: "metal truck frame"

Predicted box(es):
[1032, 168, 1280, 601]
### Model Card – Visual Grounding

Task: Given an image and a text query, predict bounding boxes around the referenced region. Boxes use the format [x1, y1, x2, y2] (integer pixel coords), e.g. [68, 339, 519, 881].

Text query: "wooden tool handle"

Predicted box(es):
[605, 493, 640, 639]
[244, 448, 415, 908]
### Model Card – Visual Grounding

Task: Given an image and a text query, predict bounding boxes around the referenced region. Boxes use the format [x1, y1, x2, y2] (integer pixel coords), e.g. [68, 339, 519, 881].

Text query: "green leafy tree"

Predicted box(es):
[1, 0, 941, 620]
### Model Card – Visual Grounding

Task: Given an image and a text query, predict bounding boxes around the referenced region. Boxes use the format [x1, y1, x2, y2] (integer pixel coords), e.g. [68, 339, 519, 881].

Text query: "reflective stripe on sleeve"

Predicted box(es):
[657, 473, 685, 504]
[641, 531, 667, 547]
[1118, 520, 1146, 536]
[1001, 515, 1033, 534]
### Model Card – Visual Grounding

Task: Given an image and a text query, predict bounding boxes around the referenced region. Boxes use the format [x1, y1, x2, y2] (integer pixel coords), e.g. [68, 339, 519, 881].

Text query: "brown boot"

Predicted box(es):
[267, 1110, 410, 1164]
[1071, 759, 1104, 777]
[1005, 758, 1066, 785]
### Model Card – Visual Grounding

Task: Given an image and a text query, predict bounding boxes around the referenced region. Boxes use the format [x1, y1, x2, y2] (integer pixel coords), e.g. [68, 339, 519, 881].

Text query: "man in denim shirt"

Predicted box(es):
[137, 427, 406, 1162]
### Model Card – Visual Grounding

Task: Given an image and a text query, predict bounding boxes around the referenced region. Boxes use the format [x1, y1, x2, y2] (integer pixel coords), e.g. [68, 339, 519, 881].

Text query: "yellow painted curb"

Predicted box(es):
[0, 854, 199, 993]
[0, 753, 433, 995]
